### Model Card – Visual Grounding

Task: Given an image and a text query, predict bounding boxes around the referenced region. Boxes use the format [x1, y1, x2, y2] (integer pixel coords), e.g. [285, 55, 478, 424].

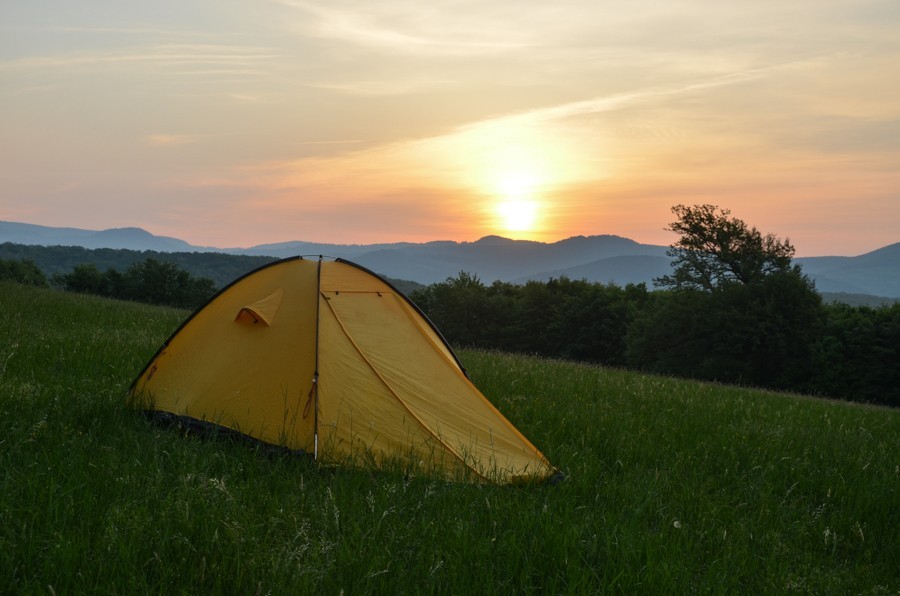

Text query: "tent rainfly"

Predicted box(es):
[129, 257, 558, 484]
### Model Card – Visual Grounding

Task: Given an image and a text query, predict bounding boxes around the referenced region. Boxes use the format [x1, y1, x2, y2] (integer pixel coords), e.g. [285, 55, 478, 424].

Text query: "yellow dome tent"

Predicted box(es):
[129, 257, 557, 484]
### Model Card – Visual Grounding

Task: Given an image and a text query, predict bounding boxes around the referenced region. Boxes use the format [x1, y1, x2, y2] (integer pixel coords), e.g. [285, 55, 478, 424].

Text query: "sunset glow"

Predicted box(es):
[1, 1, 898, 255]
[496, 199, 540, 234]
[491, 168, 542, 234]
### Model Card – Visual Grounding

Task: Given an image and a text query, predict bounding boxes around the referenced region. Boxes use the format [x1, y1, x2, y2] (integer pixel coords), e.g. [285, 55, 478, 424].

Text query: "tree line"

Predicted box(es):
[0, 242, 277, 288]
[0, 257, 216, 309]
[410, 272, 899, 406]
[410, 205, 898, 407]
[2, 205, 896, 406]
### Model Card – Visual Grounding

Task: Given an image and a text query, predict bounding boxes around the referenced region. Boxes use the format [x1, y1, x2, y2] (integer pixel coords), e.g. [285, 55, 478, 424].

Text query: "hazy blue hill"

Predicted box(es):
[514, 254, 671, 285]
[802, 274, 871, 295]
[237, 240, 421, 259]
[2, 220, 897, 297]
[797, 243, 900, 297]
[84, 227, 195, 251]
[821, 292, 899, 307]
[0, 221, 96, 246]
[1, 221, 200, 253]
[353, 235, 667, 284]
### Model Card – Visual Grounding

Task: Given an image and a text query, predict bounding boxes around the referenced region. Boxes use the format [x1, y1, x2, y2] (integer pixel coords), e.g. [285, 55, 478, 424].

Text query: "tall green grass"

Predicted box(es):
[1, 281, 897, 593]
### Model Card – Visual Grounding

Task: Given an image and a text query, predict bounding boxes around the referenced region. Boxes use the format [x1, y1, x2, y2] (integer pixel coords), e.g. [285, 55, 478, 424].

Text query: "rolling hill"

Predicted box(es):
[1, 220, 897, 297]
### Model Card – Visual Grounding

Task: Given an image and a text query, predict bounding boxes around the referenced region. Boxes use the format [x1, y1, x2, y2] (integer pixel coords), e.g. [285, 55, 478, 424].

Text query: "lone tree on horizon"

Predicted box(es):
[655, 204, 798, 292]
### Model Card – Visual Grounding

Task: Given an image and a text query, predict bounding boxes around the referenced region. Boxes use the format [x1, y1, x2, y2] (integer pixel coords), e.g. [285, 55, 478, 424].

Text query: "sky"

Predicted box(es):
[1, 1, 898, 256]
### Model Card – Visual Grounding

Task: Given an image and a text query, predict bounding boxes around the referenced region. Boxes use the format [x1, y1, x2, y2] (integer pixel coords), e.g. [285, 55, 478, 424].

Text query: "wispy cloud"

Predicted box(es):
[278, 0, 533, 55]
[291, 139, 365, 146]
[4, 0, 897, 252]
[0, 43, 283, 72]
[224, 57, 866, 242]
[145, 134, 205, 147]
[465, 59, 818, 130]
[47, 25, 215, 37]
[0, 84, 59, 97]
[303, 78, 457, 96]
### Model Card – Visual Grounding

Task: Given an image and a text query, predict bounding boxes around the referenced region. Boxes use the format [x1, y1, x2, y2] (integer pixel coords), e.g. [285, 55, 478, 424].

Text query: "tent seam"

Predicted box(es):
[320, 291, 490, 482]
[394, 297, 549, 462]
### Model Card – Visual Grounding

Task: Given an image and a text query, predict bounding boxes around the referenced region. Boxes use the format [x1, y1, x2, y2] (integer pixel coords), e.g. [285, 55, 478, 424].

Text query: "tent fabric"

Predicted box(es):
[129, 257, 556, 484]
[234, 287, 284, 326]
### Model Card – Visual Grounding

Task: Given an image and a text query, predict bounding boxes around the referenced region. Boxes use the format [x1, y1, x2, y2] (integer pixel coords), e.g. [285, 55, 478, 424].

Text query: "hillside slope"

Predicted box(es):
[1, 283, 897, 593]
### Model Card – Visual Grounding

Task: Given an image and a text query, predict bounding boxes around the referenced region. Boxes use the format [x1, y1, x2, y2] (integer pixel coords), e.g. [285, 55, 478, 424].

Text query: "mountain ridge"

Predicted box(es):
[1, 220, 897, 297]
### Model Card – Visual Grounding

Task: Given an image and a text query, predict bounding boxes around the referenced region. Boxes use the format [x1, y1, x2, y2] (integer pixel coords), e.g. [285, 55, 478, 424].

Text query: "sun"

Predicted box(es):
[496, 199, 539, 232]
[492, 170, 541, 234]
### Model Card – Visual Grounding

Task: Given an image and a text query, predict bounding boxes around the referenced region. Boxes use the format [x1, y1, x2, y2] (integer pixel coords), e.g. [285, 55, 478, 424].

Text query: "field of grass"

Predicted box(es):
[1, 281, 897, 594]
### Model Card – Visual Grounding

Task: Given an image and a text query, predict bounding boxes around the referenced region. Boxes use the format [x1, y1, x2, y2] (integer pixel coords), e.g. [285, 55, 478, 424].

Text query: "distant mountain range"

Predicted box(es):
[0, 221, 196, 252]
[2, 220, 898, 298]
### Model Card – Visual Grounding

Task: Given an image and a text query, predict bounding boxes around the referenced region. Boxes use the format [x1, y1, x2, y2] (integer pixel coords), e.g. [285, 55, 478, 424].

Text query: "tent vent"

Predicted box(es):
[234, 288, 284, 327]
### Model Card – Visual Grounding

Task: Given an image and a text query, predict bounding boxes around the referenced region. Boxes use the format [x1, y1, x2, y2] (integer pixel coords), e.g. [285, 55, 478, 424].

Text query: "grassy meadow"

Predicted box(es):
[1, 281, 897, 594]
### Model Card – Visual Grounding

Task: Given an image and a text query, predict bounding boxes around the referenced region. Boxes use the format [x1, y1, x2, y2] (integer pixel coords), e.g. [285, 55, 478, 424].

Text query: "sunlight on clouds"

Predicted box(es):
[496, 168, 539, 202]
[241, 71, 798, 240]
[4, 0, 897, 252]
[239, 51, 899, 246]
[243, 109, 603, 240]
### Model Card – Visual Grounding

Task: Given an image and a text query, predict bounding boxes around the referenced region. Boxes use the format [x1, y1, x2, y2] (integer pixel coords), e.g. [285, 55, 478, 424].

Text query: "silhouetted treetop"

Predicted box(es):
[655, 204, 797, 292]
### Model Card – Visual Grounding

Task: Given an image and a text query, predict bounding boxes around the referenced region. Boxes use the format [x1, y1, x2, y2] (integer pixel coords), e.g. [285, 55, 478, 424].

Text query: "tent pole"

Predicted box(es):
[312, 256, 323, 460]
